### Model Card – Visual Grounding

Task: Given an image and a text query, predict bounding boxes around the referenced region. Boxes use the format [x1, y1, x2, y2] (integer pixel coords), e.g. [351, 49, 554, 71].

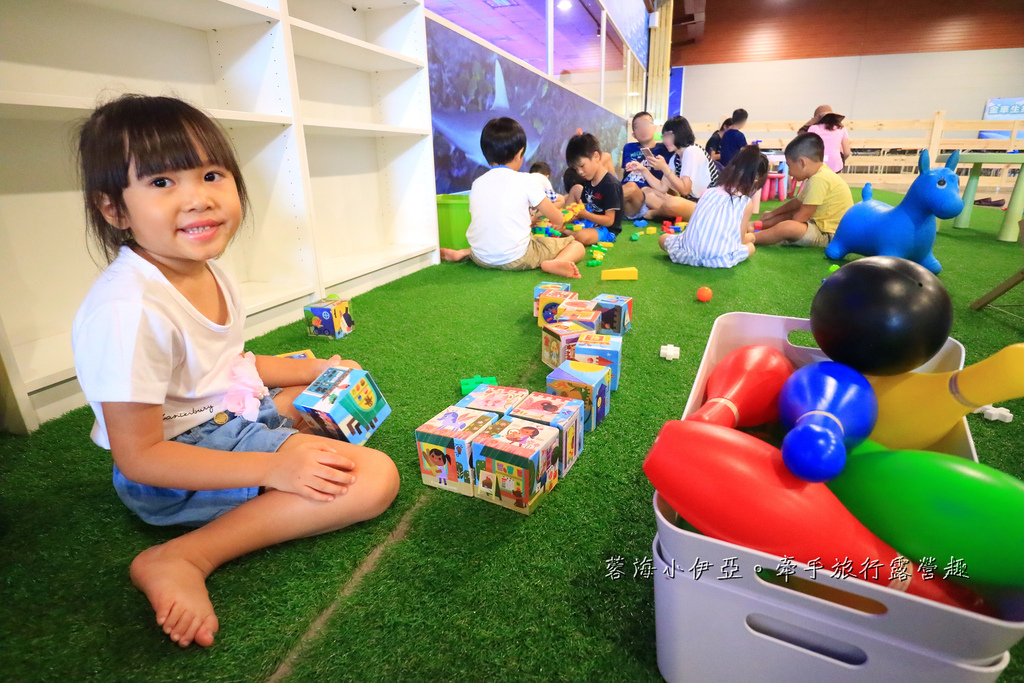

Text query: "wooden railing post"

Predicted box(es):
[927, 110, 946, 161]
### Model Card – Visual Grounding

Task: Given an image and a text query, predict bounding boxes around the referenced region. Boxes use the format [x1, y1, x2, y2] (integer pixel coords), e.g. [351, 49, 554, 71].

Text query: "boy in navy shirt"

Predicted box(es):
[621, 111, 670, 221]
[720, 108, 748, 165]
[565, 132, 623, 245]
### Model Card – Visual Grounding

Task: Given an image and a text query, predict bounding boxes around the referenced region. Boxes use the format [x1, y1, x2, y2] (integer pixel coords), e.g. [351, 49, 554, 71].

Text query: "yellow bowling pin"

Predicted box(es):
[868, 344, 1024, 449]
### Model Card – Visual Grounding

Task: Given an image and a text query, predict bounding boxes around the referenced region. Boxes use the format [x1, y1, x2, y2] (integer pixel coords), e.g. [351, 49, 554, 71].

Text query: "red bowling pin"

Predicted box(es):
[687, 345, 794, 428]
[644, 420, 990, 614]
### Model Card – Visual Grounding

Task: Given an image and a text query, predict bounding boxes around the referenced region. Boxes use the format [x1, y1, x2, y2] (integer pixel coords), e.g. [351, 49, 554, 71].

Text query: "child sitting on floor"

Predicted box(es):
[71, 94, 400, 649]
[660, 145, 768, 268]
[441, 117, 584, 278]
[565, 132, 624, 246]
[719, 108, 748, 165]
[529, 161, 565, 209]
[754, 133, 854, 248]
[621, 111, 670, 222]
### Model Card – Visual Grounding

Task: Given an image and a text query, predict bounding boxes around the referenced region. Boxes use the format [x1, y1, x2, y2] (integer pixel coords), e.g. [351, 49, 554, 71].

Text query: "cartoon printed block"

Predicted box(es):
[592, 293, 633, 335]
[509, 392, 585, 476]
[574, 333, 622, 390]
[534, 282, 571, 316]
[546, 360, 611, 432]
[293, 366, 390, 445]
[557, 299, 598, 316]
[275, 349, 316, 359]
[456, 384, 530, 415]
[415, 407, 499, 496]
[538, 290, 578, 327]
[472, 417, 562, 515]
[304, 297, 354, 339]
[541, 322, 588, 369]
[556, 309, 602, 332]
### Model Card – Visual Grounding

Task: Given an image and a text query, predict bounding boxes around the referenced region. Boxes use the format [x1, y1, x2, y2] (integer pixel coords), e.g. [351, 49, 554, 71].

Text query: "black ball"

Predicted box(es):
[810, 256, 952, 376]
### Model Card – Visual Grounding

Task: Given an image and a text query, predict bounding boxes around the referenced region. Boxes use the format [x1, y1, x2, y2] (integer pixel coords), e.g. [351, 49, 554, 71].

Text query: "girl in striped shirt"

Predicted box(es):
[660, 145, 769, 268]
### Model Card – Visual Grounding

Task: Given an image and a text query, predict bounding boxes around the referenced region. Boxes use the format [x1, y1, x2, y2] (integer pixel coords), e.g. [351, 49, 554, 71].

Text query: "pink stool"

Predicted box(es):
[761, 172, 788, 201]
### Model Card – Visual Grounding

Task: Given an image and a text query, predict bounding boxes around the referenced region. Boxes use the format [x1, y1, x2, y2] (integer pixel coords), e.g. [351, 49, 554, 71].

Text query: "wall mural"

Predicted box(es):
[428, 18, 628, 195]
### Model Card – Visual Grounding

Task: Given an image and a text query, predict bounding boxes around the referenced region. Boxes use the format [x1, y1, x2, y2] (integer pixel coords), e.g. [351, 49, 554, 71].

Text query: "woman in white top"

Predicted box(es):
[660, 145, 769, 268]
[624, 116, 719, 221]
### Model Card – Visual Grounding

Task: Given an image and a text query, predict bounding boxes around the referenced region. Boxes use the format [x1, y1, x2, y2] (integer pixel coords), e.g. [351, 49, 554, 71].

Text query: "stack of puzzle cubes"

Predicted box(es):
[413, 283, 632, 516]
[535, 280, 631, 430]
[415, 386, 585, 515]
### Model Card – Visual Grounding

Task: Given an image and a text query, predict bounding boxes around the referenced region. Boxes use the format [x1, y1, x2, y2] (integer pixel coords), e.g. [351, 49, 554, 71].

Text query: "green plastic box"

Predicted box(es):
[437, 194, 471, 250]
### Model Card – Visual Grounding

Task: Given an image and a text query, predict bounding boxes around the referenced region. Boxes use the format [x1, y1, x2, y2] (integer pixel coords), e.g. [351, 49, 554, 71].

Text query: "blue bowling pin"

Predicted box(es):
[778, 361, 878, 482]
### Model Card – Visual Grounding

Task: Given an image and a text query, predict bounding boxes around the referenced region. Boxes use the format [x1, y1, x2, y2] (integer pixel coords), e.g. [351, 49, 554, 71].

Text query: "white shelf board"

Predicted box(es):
[237, 280, 315, 317]
[0, 92, 292, 127]
[341, 0, 422, 9]
[13, 332, 76, 395]
[74, 0, 280, 30]
[302, 119, 430, 138]
[321, 243, 437, 287]
[289, 19, 424, 72]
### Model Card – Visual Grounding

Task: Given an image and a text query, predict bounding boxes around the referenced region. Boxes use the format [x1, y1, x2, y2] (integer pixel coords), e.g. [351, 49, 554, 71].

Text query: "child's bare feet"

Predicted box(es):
[130, 544, 219, 648]
[541, 259, 581, 279]
[440, 248, 471, 262]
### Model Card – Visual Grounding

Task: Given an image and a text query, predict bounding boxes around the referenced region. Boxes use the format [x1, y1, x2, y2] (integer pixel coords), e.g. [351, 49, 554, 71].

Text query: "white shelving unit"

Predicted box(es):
[0, 0, 438, 433]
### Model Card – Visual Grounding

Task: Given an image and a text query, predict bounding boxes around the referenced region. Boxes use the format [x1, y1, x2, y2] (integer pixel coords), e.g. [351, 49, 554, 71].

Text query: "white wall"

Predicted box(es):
[681, 48, 1024, 125]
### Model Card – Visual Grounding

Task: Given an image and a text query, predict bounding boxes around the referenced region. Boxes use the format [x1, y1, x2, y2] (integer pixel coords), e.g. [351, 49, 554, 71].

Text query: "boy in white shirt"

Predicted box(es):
[440, 117, 584, 279]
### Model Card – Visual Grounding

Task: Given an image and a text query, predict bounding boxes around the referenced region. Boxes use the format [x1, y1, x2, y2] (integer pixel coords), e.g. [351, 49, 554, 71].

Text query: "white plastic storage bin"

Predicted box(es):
[652, 533, 1010, 683]
[651, 312, 1024, 673]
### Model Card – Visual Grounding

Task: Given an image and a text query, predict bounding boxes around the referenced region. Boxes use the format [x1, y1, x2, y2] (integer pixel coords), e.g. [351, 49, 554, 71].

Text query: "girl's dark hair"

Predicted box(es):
[661, 116, 695, 148]
[562, 166, 584, 193]
[818, 113, 845, 131]
[718, 145, 769, 198]
[481, 116, 527, 165]
[720, 118, 733, 131]
[78, 94, 249, 264]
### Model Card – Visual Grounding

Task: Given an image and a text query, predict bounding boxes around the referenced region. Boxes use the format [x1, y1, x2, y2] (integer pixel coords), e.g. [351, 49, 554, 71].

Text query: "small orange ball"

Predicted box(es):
[696, 286, 713, 302]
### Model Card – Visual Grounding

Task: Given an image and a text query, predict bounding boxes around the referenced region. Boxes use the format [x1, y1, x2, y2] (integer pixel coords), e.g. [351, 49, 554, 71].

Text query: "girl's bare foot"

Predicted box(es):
[541, 259, 581, 279]
[130, 544, 219, 648]
[440, 248, 471, 262]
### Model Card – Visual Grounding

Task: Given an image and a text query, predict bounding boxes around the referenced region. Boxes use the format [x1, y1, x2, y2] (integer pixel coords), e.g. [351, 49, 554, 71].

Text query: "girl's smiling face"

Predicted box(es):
[102, 153, 241, 273]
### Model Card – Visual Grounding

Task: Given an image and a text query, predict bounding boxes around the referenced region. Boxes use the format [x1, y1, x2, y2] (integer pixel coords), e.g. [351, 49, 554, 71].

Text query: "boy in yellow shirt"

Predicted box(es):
[754, 133, 853, 247]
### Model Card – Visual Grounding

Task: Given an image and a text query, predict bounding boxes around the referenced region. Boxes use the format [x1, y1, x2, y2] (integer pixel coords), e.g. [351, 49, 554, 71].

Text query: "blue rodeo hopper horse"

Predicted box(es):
[825, 150, 963, 274]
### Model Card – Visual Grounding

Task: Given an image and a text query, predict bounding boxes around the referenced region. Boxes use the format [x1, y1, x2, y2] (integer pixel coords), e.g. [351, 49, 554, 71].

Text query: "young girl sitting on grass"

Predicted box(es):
[659, 145, 769, 268]
[72, 94, 399, 649]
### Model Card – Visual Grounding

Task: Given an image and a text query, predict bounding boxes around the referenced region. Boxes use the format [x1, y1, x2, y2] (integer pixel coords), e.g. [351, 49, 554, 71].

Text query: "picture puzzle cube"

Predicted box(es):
[546, 360, 610, 432]
[276, 349, 315, 359]
[472, 417, 562, 515]
[416, 406, 499, 496]
[541, 322, 587, 369]
[574, 333, 622, 390]
[557, 299, 598, 316]
[556, 309, 602, 332]
[456, 384, 530, 415]
[293, 367, 390, 445]
[592, 294, 633, 335]
[304, 297, 354, 339]
[509, 392, 585, 476]
[534, 282, 571, 317]
[538, 289, 578, 326]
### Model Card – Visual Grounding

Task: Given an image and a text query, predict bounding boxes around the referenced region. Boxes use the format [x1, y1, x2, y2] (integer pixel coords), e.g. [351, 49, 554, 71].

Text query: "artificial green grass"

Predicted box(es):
[1, 191, 1022, 682]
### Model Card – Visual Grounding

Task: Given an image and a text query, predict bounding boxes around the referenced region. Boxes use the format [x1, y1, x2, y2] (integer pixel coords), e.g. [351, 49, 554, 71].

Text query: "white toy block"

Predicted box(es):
[973, 404, 1014, 422]
[984, 406, 1013, 423]
[660, 344, 680, 361]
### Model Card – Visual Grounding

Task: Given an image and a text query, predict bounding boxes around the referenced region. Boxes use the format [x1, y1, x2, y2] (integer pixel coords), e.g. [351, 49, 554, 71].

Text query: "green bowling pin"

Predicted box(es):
[829, 445, 1024, 589]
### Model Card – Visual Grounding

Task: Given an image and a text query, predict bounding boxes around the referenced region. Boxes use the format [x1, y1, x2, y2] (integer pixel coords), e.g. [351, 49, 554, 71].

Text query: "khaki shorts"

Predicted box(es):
[471, 234, 577, 270]
[792, 218, 834, 248]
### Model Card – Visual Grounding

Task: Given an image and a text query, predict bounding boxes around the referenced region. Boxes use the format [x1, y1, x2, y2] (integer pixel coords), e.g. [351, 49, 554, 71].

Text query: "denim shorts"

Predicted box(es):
[112, 388, 297, 527]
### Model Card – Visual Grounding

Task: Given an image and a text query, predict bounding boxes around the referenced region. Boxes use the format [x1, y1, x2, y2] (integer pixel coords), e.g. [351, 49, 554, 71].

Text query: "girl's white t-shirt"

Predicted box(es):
[72, 246, 245, 449]
[671, 145, 713, 200]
